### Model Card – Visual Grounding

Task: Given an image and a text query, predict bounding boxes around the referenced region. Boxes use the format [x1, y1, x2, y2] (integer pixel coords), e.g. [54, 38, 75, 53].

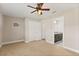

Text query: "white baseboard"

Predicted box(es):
[57, 45, 79, 53]
[46, 40, 79, 53]
[63, 46, 79, 53]
[24, 39, 34, 43]
[25, 41, 30, 43]
[2, 40, 24, 45]
[46, 40, 54, 44]
[25, 39, 42, 43]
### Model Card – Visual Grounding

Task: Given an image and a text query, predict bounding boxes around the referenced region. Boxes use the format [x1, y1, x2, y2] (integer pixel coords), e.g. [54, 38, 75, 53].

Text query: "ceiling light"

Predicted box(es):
[53, 20, 57, 23]
[38, 10, 42, 15]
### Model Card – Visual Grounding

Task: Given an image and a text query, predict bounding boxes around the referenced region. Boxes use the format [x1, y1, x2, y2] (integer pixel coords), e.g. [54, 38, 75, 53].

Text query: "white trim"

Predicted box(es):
[25, 41, 30, 43]
[25, 39, 42, 43]
[46, 40, 54, 44]
[57, 45, 79, 53]
[2, 40, 24, 45]
[63, 46, 79, 53]
[24, 39, 34, 43]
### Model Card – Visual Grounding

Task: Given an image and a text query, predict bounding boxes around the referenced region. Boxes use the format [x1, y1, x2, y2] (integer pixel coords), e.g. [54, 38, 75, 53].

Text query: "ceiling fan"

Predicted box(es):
[27, 3, 50, 15]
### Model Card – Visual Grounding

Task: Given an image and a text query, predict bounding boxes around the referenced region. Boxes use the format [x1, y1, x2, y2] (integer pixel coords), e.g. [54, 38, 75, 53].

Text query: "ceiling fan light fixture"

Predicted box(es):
[27, 3, 50, 15]
[38, 10, 42, 15]
[53, 20, 57, 24]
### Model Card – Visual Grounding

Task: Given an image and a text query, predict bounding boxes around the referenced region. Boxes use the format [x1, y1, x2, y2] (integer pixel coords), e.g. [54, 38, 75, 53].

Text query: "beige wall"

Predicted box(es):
[62, 8, 79, 51]
[2, 15, 25, 43]
[49, 8, 79, 51]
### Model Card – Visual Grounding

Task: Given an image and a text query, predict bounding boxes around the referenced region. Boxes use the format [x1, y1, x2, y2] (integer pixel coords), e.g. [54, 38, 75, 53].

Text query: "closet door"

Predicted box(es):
[42, 20, 54, 43]
[28, 20, 41, 41]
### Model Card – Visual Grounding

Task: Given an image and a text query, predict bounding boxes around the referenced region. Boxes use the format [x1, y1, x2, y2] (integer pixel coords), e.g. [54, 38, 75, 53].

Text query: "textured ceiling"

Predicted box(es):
[0, 3, 79, 20]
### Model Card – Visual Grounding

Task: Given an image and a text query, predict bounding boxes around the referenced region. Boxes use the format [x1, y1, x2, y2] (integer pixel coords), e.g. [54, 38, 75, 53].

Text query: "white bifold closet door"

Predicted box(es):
[41, 20, 54, 43]
[28, 20, 41, 41]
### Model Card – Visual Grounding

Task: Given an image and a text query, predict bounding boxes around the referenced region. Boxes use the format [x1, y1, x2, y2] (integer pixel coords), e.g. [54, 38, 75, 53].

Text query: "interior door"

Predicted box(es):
[42, 20, 53, 43]
[29, 20, 41, 41]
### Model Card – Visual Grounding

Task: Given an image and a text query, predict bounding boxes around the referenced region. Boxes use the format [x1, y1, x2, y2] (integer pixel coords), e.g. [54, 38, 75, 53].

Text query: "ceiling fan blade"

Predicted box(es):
[31, 10, 37, 13]
[27, 5, 36, 9]
[41, 9, 50, 11]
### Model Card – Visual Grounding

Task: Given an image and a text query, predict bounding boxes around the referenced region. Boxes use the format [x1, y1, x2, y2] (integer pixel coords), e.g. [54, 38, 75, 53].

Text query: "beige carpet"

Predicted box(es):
[0, 40, 79, 56]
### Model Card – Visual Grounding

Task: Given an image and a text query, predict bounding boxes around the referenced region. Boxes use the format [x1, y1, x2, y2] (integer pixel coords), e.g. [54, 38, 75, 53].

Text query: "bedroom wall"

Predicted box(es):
[41, 7, 79, 52]
[2, 15, 25, 44]
[45, 8, 79, 52]
[62, 8, 79, 51]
